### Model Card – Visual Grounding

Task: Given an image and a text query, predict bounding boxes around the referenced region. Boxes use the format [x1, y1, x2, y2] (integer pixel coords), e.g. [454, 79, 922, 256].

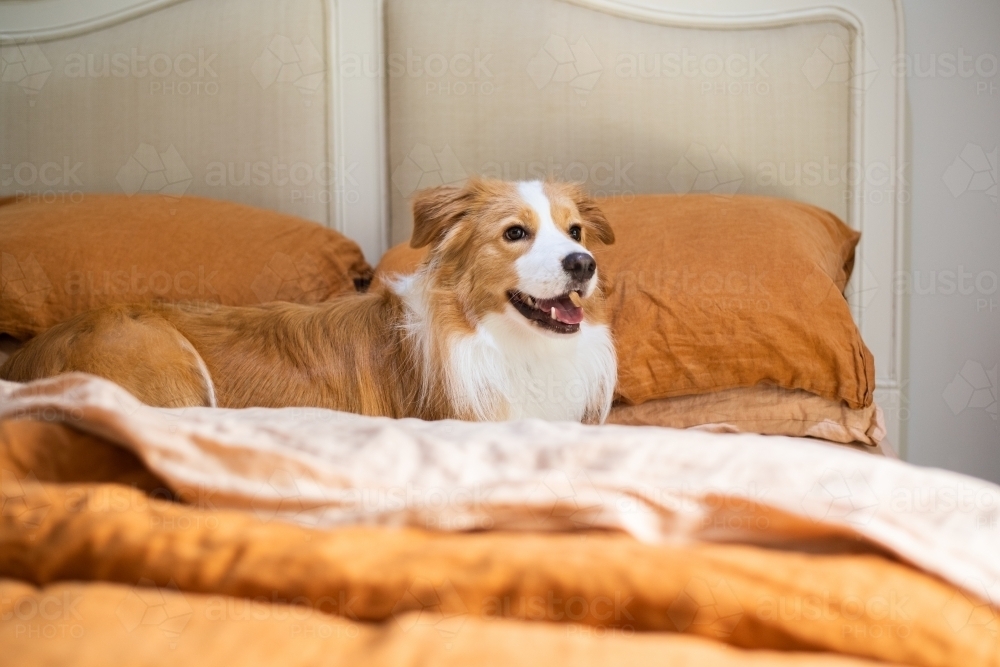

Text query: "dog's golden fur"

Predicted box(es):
[2, 293, 423, 415]
[1, 179, 616, 422]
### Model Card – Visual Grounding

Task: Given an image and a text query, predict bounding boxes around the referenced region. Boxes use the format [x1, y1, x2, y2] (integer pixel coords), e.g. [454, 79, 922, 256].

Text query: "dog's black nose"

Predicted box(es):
[562, 252, 596, 282]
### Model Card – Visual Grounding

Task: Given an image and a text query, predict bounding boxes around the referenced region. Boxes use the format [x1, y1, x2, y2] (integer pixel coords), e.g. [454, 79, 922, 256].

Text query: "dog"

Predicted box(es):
[1, 179, 617, 423]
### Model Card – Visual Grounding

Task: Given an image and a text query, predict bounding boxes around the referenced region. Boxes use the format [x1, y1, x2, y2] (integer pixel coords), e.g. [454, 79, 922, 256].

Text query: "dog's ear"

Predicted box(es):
[410, 183, 473, 249]
[571, 188, 615, 245]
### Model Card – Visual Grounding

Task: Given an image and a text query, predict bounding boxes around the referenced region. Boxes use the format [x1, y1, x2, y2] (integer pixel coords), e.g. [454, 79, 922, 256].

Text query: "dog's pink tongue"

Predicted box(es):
[537, 296, 584, 325]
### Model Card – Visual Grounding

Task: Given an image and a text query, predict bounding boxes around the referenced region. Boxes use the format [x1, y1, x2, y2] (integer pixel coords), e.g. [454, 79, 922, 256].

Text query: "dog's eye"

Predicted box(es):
[503, 225, 528, 242]
[568, 224, 582, 241]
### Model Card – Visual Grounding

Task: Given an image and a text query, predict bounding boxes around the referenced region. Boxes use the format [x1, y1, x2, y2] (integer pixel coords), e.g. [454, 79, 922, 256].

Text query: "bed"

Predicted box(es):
[5, 1, 996, 666]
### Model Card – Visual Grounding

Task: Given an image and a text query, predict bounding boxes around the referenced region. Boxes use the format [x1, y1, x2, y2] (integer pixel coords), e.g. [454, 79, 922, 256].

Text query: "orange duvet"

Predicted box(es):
[1, 377, 999, 666]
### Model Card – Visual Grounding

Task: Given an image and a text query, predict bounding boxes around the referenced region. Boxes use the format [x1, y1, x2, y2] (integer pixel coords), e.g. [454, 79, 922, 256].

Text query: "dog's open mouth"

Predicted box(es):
[507, 290, 584, 334]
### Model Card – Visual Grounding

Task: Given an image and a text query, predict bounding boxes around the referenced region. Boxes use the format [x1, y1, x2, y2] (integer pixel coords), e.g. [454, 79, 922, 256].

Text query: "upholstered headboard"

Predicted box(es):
[0, 0, 906, 446]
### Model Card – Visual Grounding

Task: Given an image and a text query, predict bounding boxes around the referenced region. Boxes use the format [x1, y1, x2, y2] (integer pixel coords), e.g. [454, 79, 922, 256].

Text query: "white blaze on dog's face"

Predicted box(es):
[513, 181, 591, 298]
[506, 181, 597, 333]
[407, 178, 615, 336]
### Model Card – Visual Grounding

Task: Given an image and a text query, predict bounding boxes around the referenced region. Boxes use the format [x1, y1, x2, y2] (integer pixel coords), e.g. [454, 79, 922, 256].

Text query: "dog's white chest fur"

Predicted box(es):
[395, 271, 616, 423]
[447, 311, 616, 422]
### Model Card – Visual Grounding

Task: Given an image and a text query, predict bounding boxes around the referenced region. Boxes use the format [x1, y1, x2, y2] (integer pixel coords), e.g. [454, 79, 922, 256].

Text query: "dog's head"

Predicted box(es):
[410, 178, 615, 335]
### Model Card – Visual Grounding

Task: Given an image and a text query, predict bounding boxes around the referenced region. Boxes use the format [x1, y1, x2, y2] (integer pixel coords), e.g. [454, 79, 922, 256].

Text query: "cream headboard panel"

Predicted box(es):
[386, 0, 853, 241]
[1, 0, 906, 448]
[1, 0, 383, 256]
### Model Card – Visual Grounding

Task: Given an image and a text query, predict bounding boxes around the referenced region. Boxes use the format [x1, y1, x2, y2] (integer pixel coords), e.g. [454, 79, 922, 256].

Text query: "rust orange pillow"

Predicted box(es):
[0, 195, 372, 340]
[374, 194, 874, 410]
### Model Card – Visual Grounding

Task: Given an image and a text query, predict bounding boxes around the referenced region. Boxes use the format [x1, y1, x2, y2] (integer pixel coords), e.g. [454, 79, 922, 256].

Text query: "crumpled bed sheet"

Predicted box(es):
[0, 373, 998, 666]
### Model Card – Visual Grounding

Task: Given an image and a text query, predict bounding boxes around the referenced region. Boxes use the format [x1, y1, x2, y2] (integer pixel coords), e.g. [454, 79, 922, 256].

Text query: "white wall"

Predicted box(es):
[901, 0, 1000, 481]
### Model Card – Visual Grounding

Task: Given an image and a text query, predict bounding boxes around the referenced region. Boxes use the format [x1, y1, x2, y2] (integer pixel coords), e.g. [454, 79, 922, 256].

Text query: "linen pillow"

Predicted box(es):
[0, 195, 372, 339]
[373, 194, 874, 410]
[606, 385, 885, 447]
